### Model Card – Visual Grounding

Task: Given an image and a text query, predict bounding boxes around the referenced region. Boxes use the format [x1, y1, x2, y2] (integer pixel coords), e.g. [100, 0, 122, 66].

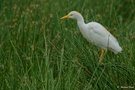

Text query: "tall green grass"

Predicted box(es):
[0, 0, 135, 90]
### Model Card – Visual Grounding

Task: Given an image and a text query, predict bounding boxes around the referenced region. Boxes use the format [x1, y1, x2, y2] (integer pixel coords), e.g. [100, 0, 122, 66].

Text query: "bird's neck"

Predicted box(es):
[76, 15, 84, 23]
[77, 18, 86, 31]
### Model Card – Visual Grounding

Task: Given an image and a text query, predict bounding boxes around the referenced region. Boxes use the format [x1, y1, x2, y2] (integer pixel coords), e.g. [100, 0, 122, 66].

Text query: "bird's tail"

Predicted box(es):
[110, 45, 122, 54]
[108, 34, 122, 54]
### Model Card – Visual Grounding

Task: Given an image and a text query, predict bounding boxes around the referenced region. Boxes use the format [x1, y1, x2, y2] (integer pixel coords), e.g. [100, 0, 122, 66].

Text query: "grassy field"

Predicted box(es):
[0, 0, 135, 90]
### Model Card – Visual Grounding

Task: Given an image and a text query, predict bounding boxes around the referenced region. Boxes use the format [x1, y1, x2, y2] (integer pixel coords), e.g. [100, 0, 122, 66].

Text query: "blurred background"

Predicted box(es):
[0, 0, 135, 90]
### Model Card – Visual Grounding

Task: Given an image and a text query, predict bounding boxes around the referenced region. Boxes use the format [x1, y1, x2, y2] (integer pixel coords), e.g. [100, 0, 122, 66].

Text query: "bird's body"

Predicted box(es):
[61, 11, 122, 62]
[78, 21, 122, 54]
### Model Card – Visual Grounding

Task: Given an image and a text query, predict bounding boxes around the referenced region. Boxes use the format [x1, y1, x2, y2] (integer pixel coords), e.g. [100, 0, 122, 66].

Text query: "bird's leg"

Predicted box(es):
[99, 49, 105, 63]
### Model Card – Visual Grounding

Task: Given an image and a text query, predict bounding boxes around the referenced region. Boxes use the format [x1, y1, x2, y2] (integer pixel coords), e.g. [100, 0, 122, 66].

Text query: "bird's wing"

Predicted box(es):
[87, 22, 110, 37]
[87, 22, 119, 51]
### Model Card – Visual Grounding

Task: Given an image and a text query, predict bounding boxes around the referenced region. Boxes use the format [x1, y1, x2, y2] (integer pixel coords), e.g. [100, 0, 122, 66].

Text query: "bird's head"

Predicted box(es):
[61, 11, 82, 20]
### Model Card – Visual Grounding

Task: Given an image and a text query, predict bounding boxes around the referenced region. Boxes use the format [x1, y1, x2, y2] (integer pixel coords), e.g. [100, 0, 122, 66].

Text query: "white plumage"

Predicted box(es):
[61, 11, 122, 62]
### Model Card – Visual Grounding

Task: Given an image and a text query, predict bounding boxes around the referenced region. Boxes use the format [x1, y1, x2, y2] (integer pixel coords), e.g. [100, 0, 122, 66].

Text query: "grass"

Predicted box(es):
[0, 0, 135, 90]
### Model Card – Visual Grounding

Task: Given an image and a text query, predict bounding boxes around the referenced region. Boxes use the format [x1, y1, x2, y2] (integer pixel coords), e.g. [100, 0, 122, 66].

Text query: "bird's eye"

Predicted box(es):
[70, 14, 73, 16]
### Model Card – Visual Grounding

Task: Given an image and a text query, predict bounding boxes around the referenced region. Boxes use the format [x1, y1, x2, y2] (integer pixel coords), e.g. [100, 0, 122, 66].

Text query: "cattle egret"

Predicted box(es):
[61, 11, 122, 63]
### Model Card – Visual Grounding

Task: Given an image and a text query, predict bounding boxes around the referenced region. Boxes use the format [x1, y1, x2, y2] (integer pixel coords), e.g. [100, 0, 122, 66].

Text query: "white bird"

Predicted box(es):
[61, 11, 122, 63]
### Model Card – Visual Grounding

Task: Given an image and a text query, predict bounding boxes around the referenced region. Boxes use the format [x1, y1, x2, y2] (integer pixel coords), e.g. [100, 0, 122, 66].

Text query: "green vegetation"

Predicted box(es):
[0, 0, 135, 89]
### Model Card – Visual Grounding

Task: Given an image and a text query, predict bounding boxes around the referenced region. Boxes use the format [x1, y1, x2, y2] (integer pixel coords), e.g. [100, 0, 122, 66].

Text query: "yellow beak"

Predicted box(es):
[61, 14, 71, 19]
